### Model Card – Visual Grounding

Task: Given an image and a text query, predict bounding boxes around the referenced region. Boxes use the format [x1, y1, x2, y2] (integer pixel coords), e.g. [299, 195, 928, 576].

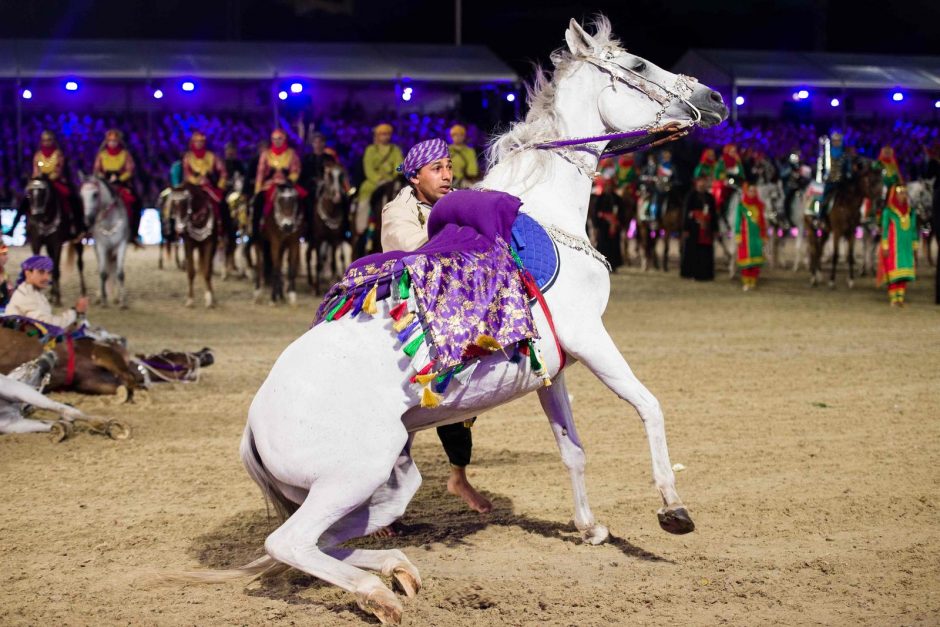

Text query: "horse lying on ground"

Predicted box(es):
[0, 352, 130, 441]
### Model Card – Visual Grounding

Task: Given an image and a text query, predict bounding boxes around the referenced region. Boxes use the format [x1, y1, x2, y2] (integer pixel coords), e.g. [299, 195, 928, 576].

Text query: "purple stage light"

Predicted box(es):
[506, 92, 516, 102]
[734, 95, 745, 106]
[278, 90, 288, 101]
[153, 89, 164, 100]
[181, 81, 195, 92]
[21, 88, 32, 100]
[65, 81, 79, 92]
[290, 82, 303, 94]
[401, 86, 413, 102]
[891, 91, 904, 102]
[830, 97, 840, 107]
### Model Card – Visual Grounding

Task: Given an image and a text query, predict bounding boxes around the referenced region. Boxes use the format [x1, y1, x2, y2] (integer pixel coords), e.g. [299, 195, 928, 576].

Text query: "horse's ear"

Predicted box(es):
[565, 18, 598, 57]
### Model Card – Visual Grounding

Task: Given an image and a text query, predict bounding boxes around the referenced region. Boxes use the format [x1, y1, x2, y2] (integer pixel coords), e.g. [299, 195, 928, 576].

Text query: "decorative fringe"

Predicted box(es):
[361, 284, 378, 315]
[389, 301, 409, 321]
[421, 385, 442, 408]
[402, 332, 426, 357]
[434, 369, 457, 394]
[333, 298, 354, 319]
[326, 296, 347, 321]
[398, 271, 411, 300]
[453, 361, 479, 385]
[409, 343, 431, 373]
[528, 339, 552, 387]
[396, 320, 420, 344]
[409, 360, 436, 383]
[414, 372, 437, 385]
[350, 289, 368, 317]
[392, 311, 415, 332]
[475, 335, 502, 351]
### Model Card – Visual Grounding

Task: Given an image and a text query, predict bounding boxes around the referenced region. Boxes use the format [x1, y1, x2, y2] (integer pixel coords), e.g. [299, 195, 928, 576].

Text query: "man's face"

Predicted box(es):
[450, 130, 466, 145]
[375, 130, 392, 145]
[25, 268, 52, 289]
[410, 158, 453, 205]
[312, 137, 325, 153]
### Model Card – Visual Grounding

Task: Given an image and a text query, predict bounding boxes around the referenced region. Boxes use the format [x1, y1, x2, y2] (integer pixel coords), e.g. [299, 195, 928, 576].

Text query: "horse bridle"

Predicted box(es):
[84, 178, 122, 236]
[535, 51, 703, 166]
[27, 179, 61, 237]
[171, 188, 214, 242]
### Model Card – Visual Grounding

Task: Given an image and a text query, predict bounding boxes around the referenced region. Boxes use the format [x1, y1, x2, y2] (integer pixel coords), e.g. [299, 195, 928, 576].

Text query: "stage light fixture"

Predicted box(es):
[65, 81, 79, 92]
[734, 95, 745, 106]
[830, 98, 840, 107]
[506, 93, 516, 102]
[290, 82, 303, 94]
[891, 91, 904, 102]
[181, 81, 195, 92]
[935, 100, 940, 109]
[797, 89, 809, 99]
[153, 89, 164, 100]
[21, 89, 32, 100]
[278, 91, 288, 101]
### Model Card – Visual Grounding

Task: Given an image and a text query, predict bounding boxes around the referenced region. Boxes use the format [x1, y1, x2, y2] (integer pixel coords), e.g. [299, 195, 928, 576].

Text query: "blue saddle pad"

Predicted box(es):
[511, 214, 559, 294]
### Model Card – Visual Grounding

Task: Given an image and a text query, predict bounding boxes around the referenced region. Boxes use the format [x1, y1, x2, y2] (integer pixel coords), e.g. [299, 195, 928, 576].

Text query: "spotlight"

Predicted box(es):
[830, 98, 840, 107]
[278, 91, 288, 101]
[506, 92, 516, 102]
[21, 89, 32, 100]
[181, 81, 195, 92]
[153, 89, 164, 100]
[290, 82, 303, 94]
[891, 91, 904, 102]
[65, 81, 79, 92]
[797, 89, 809, 99]
[401, 91, 412, 102]
[935, 100, 940, 109]
[734, 95, 745, 106]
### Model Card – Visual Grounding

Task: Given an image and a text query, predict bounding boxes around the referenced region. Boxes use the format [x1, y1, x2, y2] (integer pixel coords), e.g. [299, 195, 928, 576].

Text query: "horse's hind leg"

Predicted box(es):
[537, 373, 608, 545]
[287, 239, 299, 306]
[846, 232, 856, 289]
[202, 241, 216, 308]
[184, 240, 196, 307]
[829, 234, 839, 288]
[96, 241, 109, 307]
[115, 240, 129, 308]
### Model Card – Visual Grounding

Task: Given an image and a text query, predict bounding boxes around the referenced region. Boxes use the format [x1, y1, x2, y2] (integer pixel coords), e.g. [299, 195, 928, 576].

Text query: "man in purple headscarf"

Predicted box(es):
[4, 255, 88, 328]
[379, 138, 493, 521]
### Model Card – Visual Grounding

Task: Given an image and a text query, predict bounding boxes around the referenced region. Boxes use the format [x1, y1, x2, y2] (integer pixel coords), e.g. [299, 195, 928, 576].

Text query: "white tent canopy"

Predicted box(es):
[0, 39, 519, 84]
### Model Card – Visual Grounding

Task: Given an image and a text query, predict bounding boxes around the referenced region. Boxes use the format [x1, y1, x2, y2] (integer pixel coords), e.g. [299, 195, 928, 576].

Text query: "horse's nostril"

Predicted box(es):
[709, 90, 722, 103]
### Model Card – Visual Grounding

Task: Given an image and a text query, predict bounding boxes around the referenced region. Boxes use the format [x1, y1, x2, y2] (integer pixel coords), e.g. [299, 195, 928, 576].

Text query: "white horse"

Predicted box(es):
[176, 17, 727, 624]
[80, 176, 130, 308]
[908, 178, 935, 265]
[0, 353, 83, 436]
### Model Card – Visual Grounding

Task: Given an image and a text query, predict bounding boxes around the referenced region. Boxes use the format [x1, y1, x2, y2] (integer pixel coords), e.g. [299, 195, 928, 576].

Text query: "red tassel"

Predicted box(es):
[334, 298, 354, 319]
[409, 360, 436, 383]
[389, 301, 408, 321]
[461, 344, 491, 360]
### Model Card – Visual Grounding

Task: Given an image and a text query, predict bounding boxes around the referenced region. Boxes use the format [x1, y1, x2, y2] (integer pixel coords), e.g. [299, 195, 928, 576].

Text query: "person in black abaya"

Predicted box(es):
[680, 175, 717, 281]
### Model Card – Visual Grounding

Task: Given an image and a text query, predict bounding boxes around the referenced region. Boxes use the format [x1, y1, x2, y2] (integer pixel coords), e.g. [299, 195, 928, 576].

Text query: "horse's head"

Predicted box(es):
[26, 178, 51, 216]
[166, 187, 193, 234]
[560, 18, 727, 138]
[79, 176, 108, 223]
[321, 163, 346, 205]
[273, 184, 300, 233]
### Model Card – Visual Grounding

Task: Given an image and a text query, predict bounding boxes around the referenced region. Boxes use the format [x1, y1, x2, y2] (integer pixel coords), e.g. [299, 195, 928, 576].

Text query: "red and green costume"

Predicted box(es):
[615, 154, 638, 195]
[877, 187, 916, 304]
[735, 188, 766, 285]
[876, 147, 902, 191]
[693, 149, 717, 181]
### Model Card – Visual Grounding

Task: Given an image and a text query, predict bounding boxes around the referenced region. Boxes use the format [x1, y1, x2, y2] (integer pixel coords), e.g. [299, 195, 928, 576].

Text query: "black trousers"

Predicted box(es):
[436, 418, 475, 467]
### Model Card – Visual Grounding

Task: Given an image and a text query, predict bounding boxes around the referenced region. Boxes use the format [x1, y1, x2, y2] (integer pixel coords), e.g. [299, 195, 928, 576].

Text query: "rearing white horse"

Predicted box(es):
[178, 17, 727, 625]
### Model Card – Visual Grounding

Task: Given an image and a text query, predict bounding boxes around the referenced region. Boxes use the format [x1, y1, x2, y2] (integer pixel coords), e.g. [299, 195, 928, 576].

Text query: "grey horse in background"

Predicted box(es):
[80, 175, 130, 308]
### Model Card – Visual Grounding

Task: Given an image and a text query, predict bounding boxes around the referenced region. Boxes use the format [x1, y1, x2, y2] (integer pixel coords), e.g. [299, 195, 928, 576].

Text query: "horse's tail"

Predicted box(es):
[240, 423, 299, 521]
[135, 424, 295, 587]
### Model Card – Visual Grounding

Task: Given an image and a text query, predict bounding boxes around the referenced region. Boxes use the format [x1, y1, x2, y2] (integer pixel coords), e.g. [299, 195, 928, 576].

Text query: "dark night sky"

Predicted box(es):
[1, 0, 938, 77]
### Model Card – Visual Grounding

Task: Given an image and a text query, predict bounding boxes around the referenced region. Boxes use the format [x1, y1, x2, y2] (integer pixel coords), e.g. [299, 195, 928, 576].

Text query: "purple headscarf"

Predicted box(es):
[398, 138, 449, 179]
[17, 255, 53, 285]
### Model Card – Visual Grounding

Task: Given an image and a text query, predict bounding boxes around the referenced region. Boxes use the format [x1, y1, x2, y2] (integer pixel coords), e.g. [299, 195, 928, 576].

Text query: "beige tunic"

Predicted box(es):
[380, 187, 434, 252]
[4, 283, 77, 328]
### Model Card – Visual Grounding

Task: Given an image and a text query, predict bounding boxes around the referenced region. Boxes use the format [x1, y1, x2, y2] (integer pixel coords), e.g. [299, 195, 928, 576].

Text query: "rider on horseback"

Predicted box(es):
[183, 131, 229, 234]
[380, 137, 493, 518]
[252, 128, 305, 237]
[356, 123, 403, 234]
[447, 124, 479, 189]
[93, 129, 142, 244]
[817, 131, 853, 224]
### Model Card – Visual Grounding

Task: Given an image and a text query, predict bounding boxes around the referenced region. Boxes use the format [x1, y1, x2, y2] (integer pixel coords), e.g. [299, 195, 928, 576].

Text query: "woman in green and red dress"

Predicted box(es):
[876, 145, 902, 193]
[877, 185, 917, 306]
[734, 182, 767, 291]
[694, 148, 717, 183]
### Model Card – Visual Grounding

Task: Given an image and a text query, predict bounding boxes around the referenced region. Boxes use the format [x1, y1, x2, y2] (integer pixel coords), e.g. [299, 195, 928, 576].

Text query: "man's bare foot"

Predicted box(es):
[447, 465, 492, 513]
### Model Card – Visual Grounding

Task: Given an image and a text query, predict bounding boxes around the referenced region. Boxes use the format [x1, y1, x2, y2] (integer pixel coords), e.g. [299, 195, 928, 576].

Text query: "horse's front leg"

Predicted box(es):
[536, 373, 608, 545]
[184, 239, 196, 307]
[287, 239, 299, 306]
[50, 242, 63, 306]
[564, 323, 693, 535]
[96, 241, 109, 307]
[846, 231, 856, 289]
[115, 240, 129, 308]
[202, 240, 216, 308]
[75, 242, 86, 297]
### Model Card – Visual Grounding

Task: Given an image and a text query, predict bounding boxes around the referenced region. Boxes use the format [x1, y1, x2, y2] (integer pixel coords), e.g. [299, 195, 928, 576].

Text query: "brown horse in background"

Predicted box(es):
[806, 162, 882, 288]
[307, 162, 353, 295]
[166, 183, 218, 308]
[352, 179, 403, 261]
[255, 184, 303, 305]
[24, 176, 85, 305]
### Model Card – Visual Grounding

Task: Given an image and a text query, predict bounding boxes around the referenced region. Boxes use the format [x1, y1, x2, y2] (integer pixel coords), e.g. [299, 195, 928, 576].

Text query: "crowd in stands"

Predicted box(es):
[1, 107, 937, 207]
[0, 108, 485, 205]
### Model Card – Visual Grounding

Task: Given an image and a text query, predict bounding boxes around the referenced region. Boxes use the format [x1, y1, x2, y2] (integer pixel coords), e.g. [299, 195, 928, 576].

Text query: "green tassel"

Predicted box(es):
[402, 332, 426, 357]
[326, 296, 347, 321]
[528, 339, 542, 371]
[398, 270, 411, 299]
[509, 246, 525, 270]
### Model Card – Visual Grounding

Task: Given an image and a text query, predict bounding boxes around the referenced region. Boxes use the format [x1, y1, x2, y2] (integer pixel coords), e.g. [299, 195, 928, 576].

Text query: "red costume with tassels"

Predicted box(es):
[254, 129, 306, 221]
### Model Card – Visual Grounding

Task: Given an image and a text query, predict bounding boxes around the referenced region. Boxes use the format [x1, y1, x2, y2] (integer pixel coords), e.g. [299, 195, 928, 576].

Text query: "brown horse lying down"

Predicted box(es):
[0, 327, 215, 397]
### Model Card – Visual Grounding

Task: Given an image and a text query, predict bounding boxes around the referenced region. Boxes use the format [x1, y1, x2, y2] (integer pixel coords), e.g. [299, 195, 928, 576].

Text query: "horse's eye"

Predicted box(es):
[633, 62, 647, 73]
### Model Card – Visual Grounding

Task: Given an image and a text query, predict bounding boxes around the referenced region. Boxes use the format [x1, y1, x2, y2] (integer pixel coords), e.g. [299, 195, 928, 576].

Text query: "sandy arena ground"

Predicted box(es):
[1, 244, 938, 626]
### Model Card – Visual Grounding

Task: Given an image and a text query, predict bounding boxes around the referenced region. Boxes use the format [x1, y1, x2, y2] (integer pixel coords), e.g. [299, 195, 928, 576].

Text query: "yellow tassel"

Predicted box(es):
[421, 385, 442, 408]
[414, 372, 437, 385]
[392, 312, 415, 332]
[475, 334, 502, 351]
[362, 284, 378, 315]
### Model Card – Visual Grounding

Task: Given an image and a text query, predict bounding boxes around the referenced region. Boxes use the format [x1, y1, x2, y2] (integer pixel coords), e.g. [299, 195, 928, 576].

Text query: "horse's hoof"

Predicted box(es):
[134, 389, 152, 406]
[847, 279, 854, 289]
[106, 420, 132, 441]
[356, 587, 402, 625]
[579, 523, 610, 545]
[287, 291, 298, 306]
[657, 506, 695, 535]
[184, 298, 194, 308]
[112, 385, 130, 405]
[391, 564, 422, 598]
[49, 420, 73, 443]
[204, 292, 214, 308]
[252, 289, 263, 304]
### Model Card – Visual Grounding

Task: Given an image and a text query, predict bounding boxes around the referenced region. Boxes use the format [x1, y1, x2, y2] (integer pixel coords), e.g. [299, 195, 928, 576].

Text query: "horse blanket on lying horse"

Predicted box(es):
[315, 189, 562, 406]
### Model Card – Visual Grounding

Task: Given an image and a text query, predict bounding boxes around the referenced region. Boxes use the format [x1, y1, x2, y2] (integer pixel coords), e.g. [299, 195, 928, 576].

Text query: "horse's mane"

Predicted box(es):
[484, 16, 621, 187]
